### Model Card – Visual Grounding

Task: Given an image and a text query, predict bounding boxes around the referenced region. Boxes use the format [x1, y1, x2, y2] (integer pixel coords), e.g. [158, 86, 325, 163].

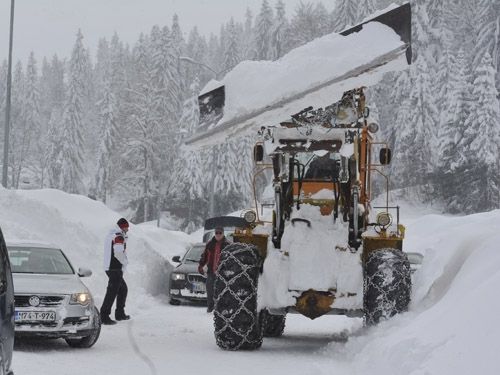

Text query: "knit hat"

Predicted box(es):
[117, 218, 129, 230]
[214, 226, 224, 232]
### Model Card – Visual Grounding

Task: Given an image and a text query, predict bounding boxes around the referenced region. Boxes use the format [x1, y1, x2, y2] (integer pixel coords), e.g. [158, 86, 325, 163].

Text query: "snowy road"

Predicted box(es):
[14, 299, 360, 375]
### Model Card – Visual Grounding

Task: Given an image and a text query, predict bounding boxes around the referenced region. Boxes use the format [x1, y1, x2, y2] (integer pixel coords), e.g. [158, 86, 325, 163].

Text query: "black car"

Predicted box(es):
[168, 243, 207, 305]
[0, 228, 15, 375]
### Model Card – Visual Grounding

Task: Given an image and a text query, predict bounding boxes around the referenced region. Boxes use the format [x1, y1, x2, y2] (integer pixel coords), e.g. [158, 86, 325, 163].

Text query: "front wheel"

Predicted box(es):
[213, 243, 263, 350]
[364, 248, 411, 325]
[65, 307, 101, 348]
[169, 298, 181, 306]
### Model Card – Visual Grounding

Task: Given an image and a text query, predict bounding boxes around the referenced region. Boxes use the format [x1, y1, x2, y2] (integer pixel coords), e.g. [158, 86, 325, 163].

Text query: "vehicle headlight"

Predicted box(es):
[376, 212, 392, 228]
[243, 210, 257, 223]
[171, 273, 185, 281]
[70, 292, 91, 305]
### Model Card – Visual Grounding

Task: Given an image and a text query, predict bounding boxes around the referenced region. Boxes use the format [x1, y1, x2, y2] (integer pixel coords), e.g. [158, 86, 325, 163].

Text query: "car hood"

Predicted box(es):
[13, 273, 88, 295]
[174, 261, 200, 274]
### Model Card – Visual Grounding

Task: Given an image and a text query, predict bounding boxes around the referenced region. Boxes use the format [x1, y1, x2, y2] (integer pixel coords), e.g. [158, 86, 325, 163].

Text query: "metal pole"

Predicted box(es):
[3, 0, 15, 188]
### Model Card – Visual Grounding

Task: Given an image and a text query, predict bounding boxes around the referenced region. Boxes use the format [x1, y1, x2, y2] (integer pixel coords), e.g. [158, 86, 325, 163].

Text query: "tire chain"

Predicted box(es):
[363, 248, 411, 325]
[213, 243, 263, 350]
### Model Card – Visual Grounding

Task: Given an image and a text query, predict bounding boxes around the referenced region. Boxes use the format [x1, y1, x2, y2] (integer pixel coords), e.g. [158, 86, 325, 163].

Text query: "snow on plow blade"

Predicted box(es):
[186, 3, 411, 148]
[340, 2, 411, 64]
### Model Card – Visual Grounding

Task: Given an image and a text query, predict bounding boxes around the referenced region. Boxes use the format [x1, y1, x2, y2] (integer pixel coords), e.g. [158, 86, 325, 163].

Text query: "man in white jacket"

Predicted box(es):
[100, 218, 130, 325]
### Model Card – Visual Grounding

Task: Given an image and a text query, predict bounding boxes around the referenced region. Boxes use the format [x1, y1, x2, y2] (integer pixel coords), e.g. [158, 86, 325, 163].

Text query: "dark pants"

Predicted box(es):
[206, 273, 215, 311]
[100, 270, 128, 317]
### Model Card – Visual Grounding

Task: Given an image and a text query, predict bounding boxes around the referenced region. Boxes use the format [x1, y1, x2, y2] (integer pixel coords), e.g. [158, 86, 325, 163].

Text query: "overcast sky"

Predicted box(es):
[0, 0, 335, 63]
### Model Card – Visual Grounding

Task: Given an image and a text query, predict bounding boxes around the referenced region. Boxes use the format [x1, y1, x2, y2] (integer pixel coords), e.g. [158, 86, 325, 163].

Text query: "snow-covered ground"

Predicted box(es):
[2, 187, 499, 375]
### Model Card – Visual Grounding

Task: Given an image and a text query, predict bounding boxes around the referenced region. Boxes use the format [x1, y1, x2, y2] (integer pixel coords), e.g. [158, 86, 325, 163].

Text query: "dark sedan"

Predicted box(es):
[168, 243, 207, 305]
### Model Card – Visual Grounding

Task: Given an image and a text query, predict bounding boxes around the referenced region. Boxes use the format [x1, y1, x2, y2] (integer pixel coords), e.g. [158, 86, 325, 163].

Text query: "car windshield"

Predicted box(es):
[7, 247, 74, 275]
[183, 245, 205, 262]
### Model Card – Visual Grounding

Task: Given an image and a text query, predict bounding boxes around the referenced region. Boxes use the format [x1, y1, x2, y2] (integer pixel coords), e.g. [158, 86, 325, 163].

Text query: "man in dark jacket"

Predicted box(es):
[100, 218, 130, 325]
[198, 226, 231, 312]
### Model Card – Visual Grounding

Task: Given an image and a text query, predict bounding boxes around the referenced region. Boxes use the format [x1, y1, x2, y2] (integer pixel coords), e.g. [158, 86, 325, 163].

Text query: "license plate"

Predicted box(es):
[15, 311, 56, 322]
[192, 282, 206, 293]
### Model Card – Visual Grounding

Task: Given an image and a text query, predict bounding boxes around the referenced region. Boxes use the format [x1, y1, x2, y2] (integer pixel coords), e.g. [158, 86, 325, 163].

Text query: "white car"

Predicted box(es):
[7, 242, 101, 348]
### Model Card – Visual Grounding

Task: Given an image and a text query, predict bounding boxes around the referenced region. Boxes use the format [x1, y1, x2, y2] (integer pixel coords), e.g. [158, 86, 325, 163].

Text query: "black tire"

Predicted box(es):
[169, 298, 181, 306]
[65, 307, 101, 348]
[364, 248, 411, 325]
[261, 309, 286, 337]
[213, 242, 263, 350]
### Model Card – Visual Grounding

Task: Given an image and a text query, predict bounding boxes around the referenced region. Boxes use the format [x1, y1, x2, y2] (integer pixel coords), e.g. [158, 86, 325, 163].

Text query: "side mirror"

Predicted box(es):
[379, 148, 392, 165]
[78, 267, 92, 277]
[254, 144, 264, 163]
[172, 256, 181, 263]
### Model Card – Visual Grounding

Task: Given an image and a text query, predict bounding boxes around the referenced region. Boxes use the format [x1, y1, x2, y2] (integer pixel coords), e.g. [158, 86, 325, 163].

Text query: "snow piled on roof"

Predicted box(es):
[220, 22, 404, 123]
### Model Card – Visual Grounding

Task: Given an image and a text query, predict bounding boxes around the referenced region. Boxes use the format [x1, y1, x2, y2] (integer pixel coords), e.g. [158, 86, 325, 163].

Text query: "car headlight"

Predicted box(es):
[171, 273, 185, 281]
[70, 292, 91, 305]
[243, 210, 257, 223]
[376, 212, 392, 228]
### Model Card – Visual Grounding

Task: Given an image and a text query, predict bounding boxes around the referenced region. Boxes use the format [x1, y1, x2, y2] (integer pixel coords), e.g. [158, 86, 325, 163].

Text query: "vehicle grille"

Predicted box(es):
[15, 321, 58, 328]
[187, 274, 206, 283]
[15, 295, 66, 307]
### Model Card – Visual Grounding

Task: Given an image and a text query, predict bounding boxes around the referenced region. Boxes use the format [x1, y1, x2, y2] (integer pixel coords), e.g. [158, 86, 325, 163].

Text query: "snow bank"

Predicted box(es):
[326, 209, 500, 375]
[0, 187, 193, 299]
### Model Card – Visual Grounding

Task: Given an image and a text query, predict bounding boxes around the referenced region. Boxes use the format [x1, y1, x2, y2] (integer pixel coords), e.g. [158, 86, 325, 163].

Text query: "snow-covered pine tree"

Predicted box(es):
[459, 53, 500, 212]
[94, 72, 117, 203]
[45, 108, 64, 189]
[223, 18, 241, 72]
[356, 0, 376, 24]
[186, 27, 210, 83]
[21, 52, 42, 187]
[288, 2, 329, 50]
[171, 14, 187, 97]
[60, 30, 88, 194]
[8, 61, 26, 188]
[331, 0, 358, 32]
[398, 57, 439, 189]
[438, 48, 470, 171]
[254, 0, 274, 60]
[207, 33, 222, 78]
[471, 0, 498, 69]
[270, 0, 288, 60]
[242, 8, 256, 60]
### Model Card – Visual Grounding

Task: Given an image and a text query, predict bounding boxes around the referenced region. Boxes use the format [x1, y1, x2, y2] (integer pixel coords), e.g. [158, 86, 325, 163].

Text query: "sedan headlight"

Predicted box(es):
[171, 273, 185, 281]
[70, 292, 91, 305]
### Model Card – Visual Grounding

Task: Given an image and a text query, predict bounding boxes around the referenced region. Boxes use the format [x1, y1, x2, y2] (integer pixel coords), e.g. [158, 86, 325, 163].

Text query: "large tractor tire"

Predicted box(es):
[214, 243, 263, 350]
[261, 309, 286, 337]
[364, 248, 411, 325]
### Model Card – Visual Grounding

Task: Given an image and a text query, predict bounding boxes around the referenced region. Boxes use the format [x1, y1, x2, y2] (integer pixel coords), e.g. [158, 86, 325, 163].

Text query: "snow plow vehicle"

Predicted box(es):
[187, 4, 419, 350]
[212, 87, 422, 350]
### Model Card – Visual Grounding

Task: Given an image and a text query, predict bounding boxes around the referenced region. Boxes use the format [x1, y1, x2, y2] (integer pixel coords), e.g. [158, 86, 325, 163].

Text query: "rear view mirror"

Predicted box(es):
[172, 256, 181, 263]
[78, 267, 92, 277]
[379, 148, 392, 165]
[254, 144, 264, 163]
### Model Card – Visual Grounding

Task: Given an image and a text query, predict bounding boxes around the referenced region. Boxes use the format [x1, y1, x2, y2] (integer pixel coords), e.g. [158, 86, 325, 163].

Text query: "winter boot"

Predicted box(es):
[115, 311, 131, 321]
[101, 315, 117, 325]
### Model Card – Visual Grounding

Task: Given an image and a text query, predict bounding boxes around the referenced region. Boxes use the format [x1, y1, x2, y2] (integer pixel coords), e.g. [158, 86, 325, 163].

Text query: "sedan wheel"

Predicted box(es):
[65, 307, 102, 348]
